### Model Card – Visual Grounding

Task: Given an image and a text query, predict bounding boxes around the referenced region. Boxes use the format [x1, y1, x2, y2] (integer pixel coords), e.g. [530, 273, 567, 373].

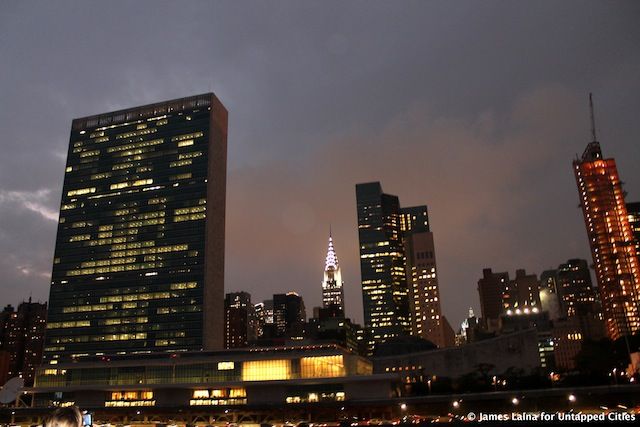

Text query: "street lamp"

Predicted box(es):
[511, 397, 519, 406]
[568, 394, 576, 403]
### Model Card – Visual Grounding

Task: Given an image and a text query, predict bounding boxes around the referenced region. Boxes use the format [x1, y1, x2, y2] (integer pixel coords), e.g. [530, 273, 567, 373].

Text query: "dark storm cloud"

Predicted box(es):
[0, 1, 639, 326]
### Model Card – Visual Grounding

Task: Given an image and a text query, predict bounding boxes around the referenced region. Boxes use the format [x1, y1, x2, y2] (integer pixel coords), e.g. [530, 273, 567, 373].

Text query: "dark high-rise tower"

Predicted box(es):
[355, 182, 410, 344]
[0, 300, 47, 385]
[477, 268, 509, 327]
[556, 259, 598, 317]
[45, 93, 227, 361]
[224, 292, 256, 349]
[272, 292, 306, 338]
[573, 95, 640, 340]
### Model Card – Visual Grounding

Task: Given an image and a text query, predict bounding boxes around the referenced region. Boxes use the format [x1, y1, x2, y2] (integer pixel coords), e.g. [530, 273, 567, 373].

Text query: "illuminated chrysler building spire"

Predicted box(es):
[322, 230, 345, 314]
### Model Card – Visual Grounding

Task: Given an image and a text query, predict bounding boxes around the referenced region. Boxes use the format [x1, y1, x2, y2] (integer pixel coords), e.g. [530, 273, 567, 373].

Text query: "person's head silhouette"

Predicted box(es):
[45, 406, 83, 427]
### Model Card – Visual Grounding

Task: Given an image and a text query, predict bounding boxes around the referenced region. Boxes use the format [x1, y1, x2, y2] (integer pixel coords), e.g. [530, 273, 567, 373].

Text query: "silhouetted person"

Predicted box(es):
[44, 406, 83, 427]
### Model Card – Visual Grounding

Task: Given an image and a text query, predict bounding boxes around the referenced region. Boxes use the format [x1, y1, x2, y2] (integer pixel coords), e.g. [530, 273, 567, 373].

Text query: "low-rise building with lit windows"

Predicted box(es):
[372, 329, 541, 380]
[29, 344, 398, 409]
[552, 314, 605, 371]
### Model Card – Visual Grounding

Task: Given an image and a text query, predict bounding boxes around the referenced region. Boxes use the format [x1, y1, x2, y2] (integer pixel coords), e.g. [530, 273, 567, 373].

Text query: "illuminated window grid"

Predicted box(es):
[241, 359, 292, 381]
[574, 155, 640, 340]
[105, 391, 155, 407]
[356, 184, 411, 344]
[189, 398, 246, 406]
[285, 391, 345, 404]
[299, 355, 345, 378]
[45, 94, 223, 361]
[190, 388, 247, 405]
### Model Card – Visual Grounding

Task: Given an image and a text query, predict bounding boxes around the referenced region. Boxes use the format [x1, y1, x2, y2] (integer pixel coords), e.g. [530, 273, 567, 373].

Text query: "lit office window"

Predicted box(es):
[300, 355, 345, 378]
[242, 359, 291, 381]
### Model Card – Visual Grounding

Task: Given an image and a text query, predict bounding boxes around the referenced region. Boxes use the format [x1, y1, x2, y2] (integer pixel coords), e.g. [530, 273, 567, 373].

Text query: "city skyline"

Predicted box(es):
[1, 1, 640, 328]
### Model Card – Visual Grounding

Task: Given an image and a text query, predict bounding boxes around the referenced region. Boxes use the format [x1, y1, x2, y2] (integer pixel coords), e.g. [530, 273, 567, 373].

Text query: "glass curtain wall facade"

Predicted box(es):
[355, 182, 410, 344]
[45, 93, 227, 361]
[36, 353, 362, 388]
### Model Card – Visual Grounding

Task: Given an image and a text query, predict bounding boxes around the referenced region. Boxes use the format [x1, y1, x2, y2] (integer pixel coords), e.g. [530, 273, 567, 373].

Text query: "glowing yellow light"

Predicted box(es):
[242, 359, 291, 381]
[300, 355, 345, 378]
[218, 361, 235, 370]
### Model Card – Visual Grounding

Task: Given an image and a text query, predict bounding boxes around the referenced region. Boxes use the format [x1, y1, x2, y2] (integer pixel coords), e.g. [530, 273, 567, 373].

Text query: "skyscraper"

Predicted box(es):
[627, 201, 640, 254]
[224, 292, 256, 349]
[272, 292, 306, 338]
[0, 305, 14, 350]
[253, 302, 266, 338]
[539, 269, 559, 294]
[322, 232, 345, 314]
[477, 268, 509, 327]
[539, 269, 562, 320]
[556, 259, 598, 317]
[504, 269, 541, 313]
[573, 95, 640, 340]
[356, 182, 410, 344]
[400, 205, 446, 347]
[45, 93, 228, 361]
[478, 269, 543, 320]
[0, 300, 47, 385]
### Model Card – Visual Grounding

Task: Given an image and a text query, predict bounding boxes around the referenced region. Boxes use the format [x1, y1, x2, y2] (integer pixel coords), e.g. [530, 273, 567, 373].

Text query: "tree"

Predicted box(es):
[575, 339, 615, 376]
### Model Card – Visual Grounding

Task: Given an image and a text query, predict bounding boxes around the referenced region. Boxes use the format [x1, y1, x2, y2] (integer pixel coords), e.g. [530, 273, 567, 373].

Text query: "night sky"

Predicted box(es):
[1, 1, 639, 328]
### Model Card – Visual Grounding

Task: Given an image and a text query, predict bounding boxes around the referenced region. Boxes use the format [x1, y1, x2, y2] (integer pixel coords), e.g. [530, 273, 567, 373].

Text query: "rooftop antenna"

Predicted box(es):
[589, 92, 597, 142]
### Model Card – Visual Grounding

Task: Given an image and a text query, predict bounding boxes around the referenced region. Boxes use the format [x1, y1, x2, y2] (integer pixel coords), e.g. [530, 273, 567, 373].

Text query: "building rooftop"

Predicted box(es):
[71, 92, 222, 130]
